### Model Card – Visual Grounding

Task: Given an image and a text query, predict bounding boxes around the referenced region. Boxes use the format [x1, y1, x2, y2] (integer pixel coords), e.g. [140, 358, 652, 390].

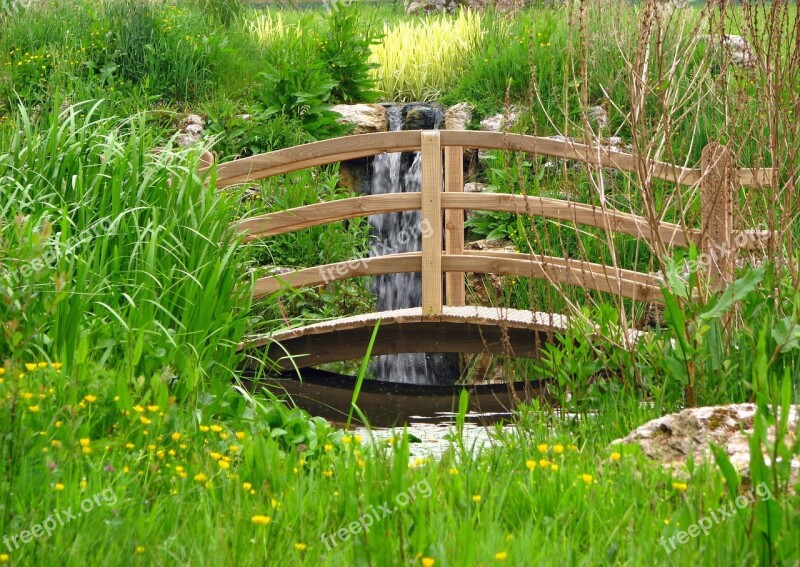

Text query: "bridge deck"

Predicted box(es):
[243, 306, 643, 371]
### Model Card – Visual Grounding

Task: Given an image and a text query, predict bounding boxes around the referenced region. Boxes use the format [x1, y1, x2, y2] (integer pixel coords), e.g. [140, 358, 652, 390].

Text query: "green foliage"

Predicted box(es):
[0, 101, 251, 394]
[318, 0, 382, 104]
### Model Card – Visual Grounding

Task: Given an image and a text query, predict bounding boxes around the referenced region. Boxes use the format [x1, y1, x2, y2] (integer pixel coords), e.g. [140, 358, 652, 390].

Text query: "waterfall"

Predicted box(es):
[367, 104, 459, 385]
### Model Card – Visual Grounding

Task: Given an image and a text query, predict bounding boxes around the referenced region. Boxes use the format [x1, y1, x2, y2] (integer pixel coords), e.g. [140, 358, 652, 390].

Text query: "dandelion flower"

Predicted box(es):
[84, 395, 97, 403]
[422, 558, 435, 567]
[553, 444, 564, 454]
[135, 546, 145, 554]
[139, 416, 151, 425]
[449, 468, 459, 475]
[672, 482, 688, 492]
[25, 363, 37, 372]
[342, 436, 352, 445]
[133, 405, 144, 413]
[80, 438, 90, 447]
[324, 443, 333, 452]
[294, 543, 307, 551]
[194, 473, 207, 482]
[550, 464, 559, 472]
[610, 452, 621, 462]
[580, 474, 593, 485]
[54, 482, 65, 491]
[171, 432, 182, 442]
[0, 553, 9, 562]
[218, 460, 230, 470]
[251, 515, 271, 525]
[495, 551, 508, 561]
[236, 431, 245, 440]
[199, 425, 210, 432]
[537, 444, 548, 453]
[525, 460, 536, 470]
[27, 405, 40, 413]
[210, 425, 223, 433]
[243, 482, 252, 491]
[472, 494, 481, 503]
[539, 459, 549, 468]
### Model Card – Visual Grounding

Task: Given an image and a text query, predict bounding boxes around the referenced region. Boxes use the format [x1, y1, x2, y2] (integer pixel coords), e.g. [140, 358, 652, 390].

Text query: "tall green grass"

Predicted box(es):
[0, 101, 251, 395]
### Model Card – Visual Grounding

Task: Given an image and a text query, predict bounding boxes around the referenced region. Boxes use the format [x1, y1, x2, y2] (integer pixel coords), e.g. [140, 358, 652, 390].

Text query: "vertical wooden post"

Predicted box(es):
[700, 142, 734, 289]
[444, 146, 465, 307]
[421, 131, 443, 315]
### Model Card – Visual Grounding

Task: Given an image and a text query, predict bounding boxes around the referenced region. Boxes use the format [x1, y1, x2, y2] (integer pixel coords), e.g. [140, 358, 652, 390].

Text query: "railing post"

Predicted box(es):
[444, 146, 465, 307]
[421, 131, 443, 315]
[700, 142, 734, 290]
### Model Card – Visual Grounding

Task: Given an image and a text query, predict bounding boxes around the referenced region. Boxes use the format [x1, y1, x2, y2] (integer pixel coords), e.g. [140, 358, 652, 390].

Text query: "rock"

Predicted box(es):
[444, 103, 473, 130]
[702, 34, 756, 70]
[183, 114, 204, 128]
[176, 133, 201, 148]
[467, 238, 516, 253]
[401, 103, 443, 130]
[586, 105, 607, 130]
[404, 0, 460, 14]
[464, 182, 488, 193]
[611, 404, 799, 487]
[184, 123, 204, 136]
[331, 104, 387, 135]
[480, 108, 518, 132]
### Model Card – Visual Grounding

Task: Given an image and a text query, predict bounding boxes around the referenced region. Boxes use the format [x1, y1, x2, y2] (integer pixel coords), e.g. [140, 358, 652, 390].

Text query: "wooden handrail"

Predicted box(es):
[216, 130, 773, 188]
[233, 191, 768, 251]
[227, 131, 770, 309]
[251, 252, 664, 304]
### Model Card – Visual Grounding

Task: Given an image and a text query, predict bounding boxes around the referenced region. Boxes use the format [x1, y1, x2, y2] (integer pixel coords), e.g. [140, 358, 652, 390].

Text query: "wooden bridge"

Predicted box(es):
[216, 130, 771, 372]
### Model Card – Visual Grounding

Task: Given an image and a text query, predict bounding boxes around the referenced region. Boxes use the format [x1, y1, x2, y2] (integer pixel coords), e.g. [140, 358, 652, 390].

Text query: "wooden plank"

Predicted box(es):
[234, 193, 421, 241]
[701, 143, 734, 288]
[250, 250, 663, 303]
[252, 254, 422, 298]
[442, 192, 695, 248]
[448, 253, 664, 303]
[421, 132, 443, 315]
[214, 130, 773, 189]
[444, 146, 465, 306]
[243, 306, 567, 349]
[215, 131, 423, 188]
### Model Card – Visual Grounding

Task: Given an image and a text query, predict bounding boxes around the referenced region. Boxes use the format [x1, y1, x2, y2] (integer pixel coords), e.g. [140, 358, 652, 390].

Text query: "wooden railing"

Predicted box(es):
[219, 130, 772, 310]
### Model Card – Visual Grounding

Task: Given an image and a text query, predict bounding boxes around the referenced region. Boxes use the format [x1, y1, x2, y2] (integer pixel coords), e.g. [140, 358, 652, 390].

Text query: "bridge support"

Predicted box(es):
[701, 142, 734, 290]
[421, 131, 443, 315]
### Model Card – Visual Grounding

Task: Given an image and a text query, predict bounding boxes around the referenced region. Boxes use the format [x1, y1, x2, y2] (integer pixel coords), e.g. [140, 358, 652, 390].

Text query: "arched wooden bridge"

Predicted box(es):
[216, 130, 771, 372]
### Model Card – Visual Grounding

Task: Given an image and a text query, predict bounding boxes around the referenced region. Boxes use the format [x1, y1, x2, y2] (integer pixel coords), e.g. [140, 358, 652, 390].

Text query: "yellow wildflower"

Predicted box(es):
[251, 515, 271, 525]
[495, 551, 508, 561]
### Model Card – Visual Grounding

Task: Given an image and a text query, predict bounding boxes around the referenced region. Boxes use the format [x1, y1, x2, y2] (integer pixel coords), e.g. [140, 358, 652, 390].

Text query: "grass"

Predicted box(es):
[0, 0, 798, 564]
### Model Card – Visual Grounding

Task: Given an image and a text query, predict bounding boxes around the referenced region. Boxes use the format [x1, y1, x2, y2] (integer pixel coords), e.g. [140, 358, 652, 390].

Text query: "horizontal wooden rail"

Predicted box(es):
[235, 194, 421, 241]
[252, 252, 664, 303]
[234, 191, 769, 251]
[444, 193, 693, 247]
[215, 130, 773, 189]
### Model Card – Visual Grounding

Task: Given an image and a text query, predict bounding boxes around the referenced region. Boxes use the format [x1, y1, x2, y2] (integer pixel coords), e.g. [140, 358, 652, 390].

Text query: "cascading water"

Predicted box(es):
[368, 104, 459, 385]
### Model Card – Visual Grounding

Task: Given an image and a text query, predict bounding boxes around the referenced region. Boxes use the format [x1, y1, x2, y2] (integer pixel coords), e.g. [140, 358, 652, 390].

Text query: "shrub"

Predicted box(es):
[369, 9, 483, 101]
